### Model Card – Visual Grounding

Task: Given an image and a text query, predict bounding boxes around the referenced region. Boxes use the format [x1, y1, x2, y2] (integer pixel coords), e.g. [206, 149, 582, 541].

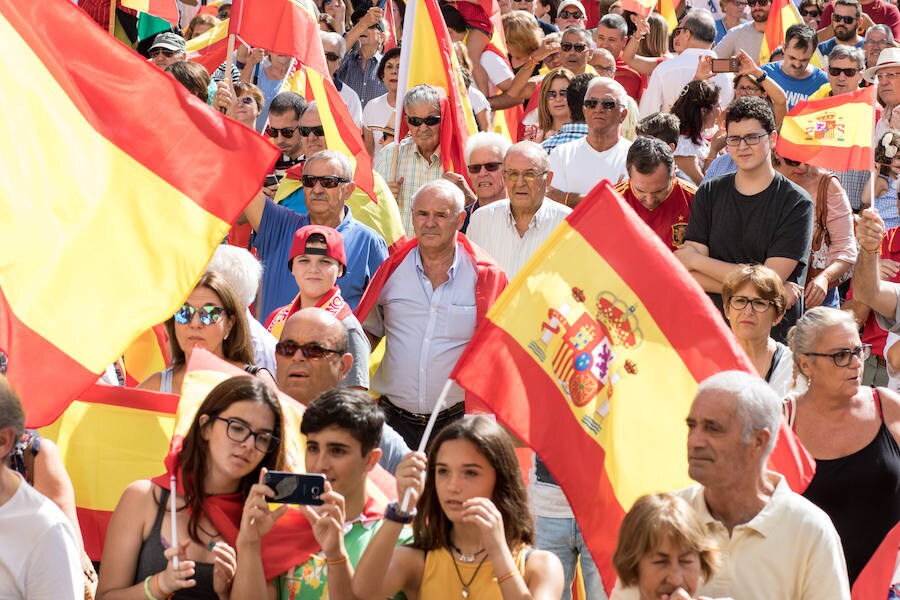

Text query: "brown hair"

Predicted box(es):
[613, 493, 719, 587]
[721, 264, 788, 317]
[412, 417, 534, 552]
[164, 271, 255, 367]
[184, 13, 220, 40]
[539, 68, 575, 132]
[164, 61, 211, 104]
[640, 13, 670, 57]
[234, 82, 265, 111]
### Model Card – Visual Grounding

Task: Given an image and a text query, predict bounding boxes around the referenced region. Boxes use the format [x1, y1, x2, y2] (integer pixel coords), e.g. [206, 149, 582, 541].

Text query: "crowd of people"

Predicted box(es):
[4, 0, 900, 597]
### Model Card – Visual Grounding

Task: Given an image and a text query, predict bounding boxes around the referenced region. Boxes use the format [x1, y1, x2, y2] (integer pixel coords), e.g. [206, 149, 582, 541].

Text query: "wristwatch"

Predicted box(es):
[755, 71, 768, 84]
[384, 502, 416, 524]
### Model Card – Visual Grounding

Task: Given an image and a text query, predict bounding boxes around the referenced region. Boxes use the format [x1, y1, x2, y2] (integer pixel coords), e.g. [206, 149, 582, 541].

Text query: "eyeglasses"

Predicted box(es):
[300, 125, 326, 137]
[865, 39, 889, 47]
[275, 340, 344, 360]
[727, 295, 773, 313]
[732, 0, 748, 5]
[804, 344, 872, 367]
[173, 304, 226, 326]
[547, 88, 568, 99]
[725, 131, 769, 146]
[560, 42, 587, 52]
[407, 115, 442, 127]
[266, 125, 299, 138]
[799, 8, 820, 17]
[878, 71, 900, 81]
[672, 27, 686, 36]
[467, 162, 503, 174]
[149, 48, 178, 58]
[302, 174, 348, 188]
[238, 96, 256, 106]
[583, 98, 621, 110]
[503, 169, 547, 181]
[832, 14, 857, 23]
[557, 9, 583, 18]
[736, 85, 763, 94]
[828, 66, 859, 77]
[212, 416, 279, 453]
[782, 157, 802, 166]
[324, 51, 342, 62]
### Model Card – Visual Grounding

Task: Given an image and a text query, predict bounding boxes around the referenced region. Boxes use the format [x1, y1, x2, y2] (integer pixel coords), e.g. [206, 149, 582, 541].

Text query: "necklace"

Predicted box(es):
[197, 522, 222, 551]
[451, 544, 486, 564]
[450, 550, 489, 598]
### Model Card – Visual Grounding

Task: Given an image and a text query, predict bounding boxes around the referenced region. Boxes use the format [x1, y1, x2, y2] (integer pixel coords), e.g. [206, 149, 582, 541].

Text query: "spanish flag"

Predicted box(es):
[0, 0, 278, 427]
[122, 0, 179, 25]
[775, 85, 875, 172]
[452, 182, 815, 592]
[759, 0, 823, 66]
[658, 0, 679, 32]
[186, 17, 230, 74]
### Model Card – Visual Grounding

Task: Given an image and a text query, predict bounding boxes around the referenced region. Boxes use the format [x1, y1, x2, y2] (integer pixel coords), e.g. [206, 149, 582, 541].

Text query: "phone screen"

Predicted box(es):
[711, 58, 738, 73]
[264, 472, 326, 505]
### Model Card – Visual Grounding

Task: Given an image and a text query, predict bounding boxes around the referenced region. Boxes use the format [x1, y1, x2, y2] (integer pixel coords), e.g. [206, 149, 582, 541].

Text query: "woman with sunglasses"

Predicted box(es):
[786, 307, 900, 586]
[97, 376, 286, 600]
[798, 0, 824, 30]
[775, 152, 856, 308]
[139, 271, 260, 395]
[225, 82, 265, 130]
[525, 67, 573, 143]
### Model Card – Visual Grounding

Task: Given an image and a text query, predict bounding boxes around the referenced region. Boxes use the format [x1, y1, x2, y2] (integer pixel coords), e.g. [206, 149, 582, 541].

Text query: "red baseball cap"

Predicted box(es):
[288, 225, 347, 275]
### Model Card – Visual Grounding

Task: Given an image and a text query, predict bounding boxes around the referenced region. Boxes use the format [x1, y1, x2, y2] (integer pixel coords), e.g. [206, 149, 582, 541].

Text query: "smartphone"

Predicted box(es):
[711, 57, 740, 73]
[377, 0, 387, 8]
[264, 472, 326, 505]
[263, 174, 281, 187]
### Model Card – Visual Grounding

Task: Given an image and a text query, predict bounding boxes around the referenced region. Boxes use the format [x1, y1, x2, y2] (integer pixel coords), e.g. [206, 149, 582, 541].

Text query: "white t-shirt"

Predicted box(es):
[549, 136, 632, 194]
[480, 51, 514, 94]
[468, 86, 491, 121]
[362, 93, 396, 159]
[338, 83, 364, 128]
[0, 477, 82, 599]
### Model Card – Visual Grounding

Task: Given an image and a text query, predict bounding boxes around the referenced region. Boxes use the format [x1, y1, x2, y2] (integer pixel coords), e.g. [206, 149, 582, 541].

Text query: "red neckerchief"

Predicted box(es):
[265, 285, 351, 333]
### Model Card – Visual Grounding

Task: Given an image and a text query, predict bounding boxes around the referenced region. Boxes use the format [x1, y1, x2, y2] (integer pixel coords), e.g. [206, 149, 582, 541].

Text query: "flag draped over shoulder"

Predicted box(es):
[395, 0, 474, 173]
[775, 86, 875, 172]
[452, 182, 815, 592]
[0, 0, 278, 427]
[186, 18, 231, 74]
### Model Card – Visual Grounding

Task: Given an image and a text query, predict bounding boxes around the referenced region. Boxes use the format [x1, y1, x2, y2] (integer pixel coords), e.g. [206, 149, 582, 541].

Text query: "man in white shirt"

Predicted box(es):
[467, 141, 571, 278]
[640, 9, 734, 117]
[0, 375, 83, 600]
[548, 77, 633, 207]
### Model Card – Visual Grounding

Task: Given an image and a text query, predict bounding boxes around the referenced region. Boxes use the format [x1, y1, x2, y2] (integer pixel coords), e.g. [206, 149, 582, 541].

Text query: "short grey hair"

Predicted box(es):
[694, 370, 781, 460]
[305, 149, 354, 181]
[787, 306, 858, 379]
[206, 245, 263, 308]
[319, 31, 347, 57]
[404, 84, 441, 113]
[682, 9, 717, 45]
[828, 44, 865, 68]
[0, 375, 25, 443]
[598, 13, 627, 36]
[586, 76, 628, 105]
[562, 26, 591, 44]
[505, 140, 551, 171]
[866, 24, 895, 45]
[411, 179, 465, 214]
[465, 132, 512, 164]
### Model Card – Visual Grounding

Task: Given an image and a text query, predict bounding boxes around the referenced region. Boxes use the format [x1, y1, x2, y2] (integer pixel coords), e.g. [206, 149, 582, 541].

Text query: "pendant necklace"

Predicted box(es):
[197, 522, 222, 551]
[451, 544, 486, 564]
[451, 550, 489, 598]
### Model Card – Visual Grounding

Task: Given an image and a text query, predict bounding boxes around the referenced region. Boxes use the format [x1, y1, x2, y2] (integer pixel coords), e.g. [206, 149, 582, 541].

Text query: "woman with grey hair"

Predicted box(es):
[787, 306, 900, 584]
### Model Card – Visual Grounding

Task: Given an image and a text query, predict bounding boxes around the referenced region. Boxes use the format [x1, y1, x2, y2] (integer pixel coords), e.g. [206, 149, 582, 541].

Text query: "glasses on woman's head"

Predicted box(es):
[467, 162, 503, 174]
[301, 174, 348, 189]
[275, 340, 344, 360]
[832, 14, 857, 24]
[728, 295, 773, 313]
[266, 125, 299, 138]
[212, 416, 279, 453]
[407, 115, 441, 127]
[804, 344, 872, 367]
[174, 304, 226, 325]
[799, 7, 820, 17]
[547, 88, 568, 99]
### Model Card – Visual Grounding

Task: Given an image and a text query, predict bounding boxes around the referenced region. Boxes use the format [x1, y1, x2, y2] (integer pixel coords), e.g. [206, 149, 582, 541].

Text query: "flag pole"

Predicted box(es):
[108, 0, 117, 36]
[220, 34, 237, 114]
[399, 378, 454, 512]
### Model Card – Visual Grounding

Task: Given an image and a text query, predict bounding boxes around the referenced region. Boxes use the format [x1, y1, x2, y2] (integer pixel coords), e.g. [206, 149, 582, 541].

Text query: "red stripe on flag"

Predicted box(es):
[851, 520, 900, 599]
[187, 36, 229, 74]
[78, 384, 180, 413]
[0, 1, 277, 221]
[77, 506, 113, 561]
[775, 137, 873, 174]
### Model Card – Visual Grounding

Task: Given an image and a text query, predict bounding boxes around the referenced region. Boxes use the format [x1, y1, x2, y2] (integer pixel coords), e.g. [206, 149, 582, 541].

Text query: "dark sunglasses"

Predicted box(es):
[799, 8, 820, 16]
[266, 125, 299, 138]
[560, 42, 587, 53]
[173, 304, 226, 326]
[547, 88, 568, 99]
[302, 174, 348, 188]
[782, 157, 801, 166]
[583, 98, 621, 110]
[832, 14, 857, 23]
[275, 340, 344, 359]
[407, 115, 441, 127]
[672, 26, 686, 36]
[558, 9, 583, 18]
[238, 96, 256, 106]
[467, 162, 503, 174]
[829, 66, 859, 77]
[149, 48, 177, 58]
[300, 125, 326, 137]
[747, 0, 770, 6]
[324, 51, 342, 62]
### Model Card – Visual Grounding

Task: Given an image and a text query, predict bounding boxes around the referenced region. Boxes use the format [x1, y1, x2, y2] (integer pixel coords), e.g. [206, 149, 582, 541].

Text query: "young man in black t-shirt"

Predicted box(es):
[676, 97, 813, 342]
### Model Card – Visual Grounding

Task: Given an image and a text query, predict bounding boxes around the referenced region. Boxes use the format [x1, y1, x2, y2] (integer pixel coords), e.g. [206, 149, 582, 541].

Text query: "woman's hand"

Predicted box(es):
[735, 49, 763, 78]
[804, 273, 829, 308]
[532, 36, 561, 63]
[299, 482, 347, 560]
[395, 451, 427, 510]
[238, 469, 288, 546]
[214, 81, 235, 115]
[693, 55, 714, 81]
[630, 14, 650, 42]
[461, 497, 507, 557]
[158, 540, 197, 595]
[784, 281, 803, 309]
[212, 541, 237, 599]
[246, 47, 266, 67]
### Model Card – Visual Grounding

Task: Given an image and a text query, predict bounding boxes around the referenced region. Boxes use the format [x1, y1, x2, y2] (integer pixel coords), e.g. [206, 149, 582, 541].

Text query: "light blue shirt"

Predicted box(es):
[760, 62, 829, 109]
[364, 243, 477, 413]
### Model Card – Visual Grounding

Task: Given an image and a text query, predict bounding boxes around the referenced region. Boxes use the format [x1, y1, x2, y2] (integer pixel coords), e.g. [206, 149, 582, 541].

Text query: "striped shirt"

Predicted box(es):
[373, 138, 445, 237]
[335, 47, 386, 108]
[541, 122, 588, 154]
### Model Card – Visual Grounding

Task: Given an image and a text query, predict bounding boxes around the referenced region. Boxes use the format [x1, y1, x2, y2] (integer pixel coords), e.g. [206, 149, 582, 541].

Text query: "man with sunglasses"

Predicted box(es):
[443, 132, 511, 233]
[555, 0, 587, 30]
[559, 28, 594, 75]
[715, 0, 770, 64]
[147, 32, 186, 69]
[758, 24, 827, 109]
[337, 6, 388, 109]
[262, 92, 308, 200]
[818, 0, 864, 57]
[641, 10, 732, 117]
[819, 0, 900, 41]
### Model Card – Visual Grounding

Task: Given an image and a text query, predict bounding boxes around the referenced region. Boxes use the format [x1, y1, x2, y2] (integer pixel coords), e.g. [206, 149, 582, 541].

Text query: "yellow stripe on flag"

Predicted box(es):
[780, 98, 873, 149]
[186, 17, 229, 52]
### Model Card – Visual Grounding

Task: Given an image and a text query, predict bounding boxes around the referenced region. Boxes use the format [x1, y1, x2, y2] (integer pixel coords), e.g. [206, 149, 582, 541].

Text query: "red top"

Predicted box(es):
[821, 0, 900, 39]
[615, 177, 696, 251]
[615, 60, 647, 103]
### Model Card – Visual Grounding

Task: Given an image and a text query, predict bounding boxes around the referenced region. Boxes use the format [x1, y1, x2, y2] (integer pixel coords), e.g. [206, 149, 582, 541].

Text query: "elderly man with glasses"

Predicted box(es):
[864, 25, 896, 69]
[443, 132, 512, 233]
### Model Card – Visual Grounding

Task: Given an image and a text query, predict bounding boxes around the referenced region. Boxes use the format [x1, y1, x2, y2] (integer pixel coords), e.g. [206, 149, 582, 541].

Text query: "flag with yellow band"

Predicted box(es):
[452, 181, 815, 593]
[760, 0, 823, 66]
[0, 0, 278, 427]
[186, 17, 230, 74]
[121, 0, 179, 25]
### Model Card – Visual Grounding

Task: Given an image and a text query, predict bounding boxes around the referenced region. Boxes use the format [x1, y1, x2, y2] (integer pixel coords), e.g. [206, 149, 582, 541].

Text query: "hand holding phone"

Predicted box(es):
[264, 471, 326, 505]
[711, 57, 740, 73]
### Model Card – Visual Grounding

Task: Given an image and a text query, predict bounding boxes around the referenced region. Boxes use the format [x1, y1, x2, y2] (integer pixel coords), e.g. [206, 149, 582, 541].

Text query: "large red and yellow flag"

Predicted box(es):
[186, 17, 230, 74]
[776, 85, 875, 172]
[760, 0, 823, 65]
[121, 0, 179, 25]
[0, 0, 278, 427]
[452, 182, 815, 592]
[396, 0, 475, 173]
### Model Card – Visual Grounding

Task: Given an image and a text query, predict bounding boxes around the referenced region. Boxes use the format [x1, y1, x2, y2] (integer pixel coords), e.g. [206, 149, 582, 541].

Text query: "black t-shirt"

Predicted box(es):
[685, 172, 813, 342]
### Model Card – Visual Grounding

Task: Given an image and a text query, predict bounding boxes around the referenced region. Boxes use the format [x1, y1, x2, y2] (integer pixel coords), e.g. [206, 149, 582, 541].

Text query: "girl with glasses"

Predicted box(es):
[97, 377, 288, 600]
[786, 307, 900, 586]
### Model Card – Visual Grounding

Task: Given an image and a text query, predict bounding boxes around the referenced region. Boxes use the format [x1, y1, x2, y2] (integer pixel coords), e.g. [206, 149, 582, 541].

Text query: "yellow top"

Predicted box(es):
[418, 547, 529, 599]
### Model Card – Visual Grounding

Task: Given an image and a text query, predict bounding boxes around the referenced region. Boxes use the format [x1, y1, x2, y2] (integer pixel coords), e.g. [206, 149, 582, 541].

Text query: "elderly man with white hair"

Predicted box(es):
[356, 180, 508, 449]
[443, 132, 512, 233]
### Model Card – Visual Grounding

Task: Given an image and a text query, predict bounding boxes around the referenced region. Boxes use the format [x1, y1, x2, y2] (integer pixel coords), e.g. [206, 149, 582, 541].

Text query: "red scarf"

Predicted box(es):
[265, 285, 352, 337]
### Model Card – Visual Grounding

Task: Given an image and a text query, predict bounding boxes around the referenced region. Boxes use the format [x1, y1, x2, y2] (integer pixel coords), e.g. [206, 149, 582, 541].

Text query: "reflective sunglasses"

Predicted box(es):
[212, 416, 279, 453]
[727, 295, 773, 313]
[324, 51, 342, 62]
[266, 125, 299, 138]
[407, 115, 442, 127]
[724, 132, 769, 146]
[275, 340, 344, 359]
[173, 304, 226, 325]
[149, 48, 178, 58]
[746, 0, 770, 6]
[467, 162, 503, 174]
[557, 9, 583, 18]
[832, 14, 857, 23]
[300, 125, 326, 137]
[804, 344, 872, 367]
[829, 66, 859, 77]
[799, 8, 820, 17]
[302, 174, 348, 188]
[583, 98, 621, 110]
[782, 157, 802, 167]
[547, 88, 568, 99]
[560, 42, 588, 53]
